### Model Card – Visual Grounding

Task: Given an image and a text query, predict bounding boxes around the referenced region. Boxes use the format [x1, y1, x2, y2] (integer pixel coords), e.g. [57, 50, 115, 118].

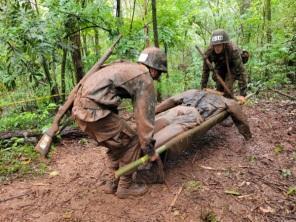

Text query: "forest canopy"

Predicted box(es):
[0, 0, 295, 130]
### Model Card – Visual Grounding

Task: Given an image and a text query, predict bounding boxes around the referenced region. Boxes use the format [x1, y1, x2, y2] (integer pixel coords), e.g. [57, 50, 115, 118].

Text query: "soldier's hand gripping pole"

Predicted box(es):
[35, 35, 122, 157]
[195, 45, 238, 101]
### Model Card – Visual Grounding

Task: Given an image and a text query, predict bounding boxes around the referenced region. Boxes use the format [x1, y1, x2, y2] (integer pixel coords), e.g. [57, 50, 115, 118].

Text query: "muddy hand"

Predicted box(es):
[236, 96, 246, 104]
[149, 152, 159, 162]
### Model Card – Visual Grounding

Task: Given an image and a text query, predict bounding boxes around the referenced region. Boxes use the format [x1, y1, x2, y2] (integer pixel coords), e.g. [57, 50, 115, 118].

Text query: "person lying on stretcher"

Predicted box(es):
[133, 89, 252, 184]
[154, 89, 252, 144]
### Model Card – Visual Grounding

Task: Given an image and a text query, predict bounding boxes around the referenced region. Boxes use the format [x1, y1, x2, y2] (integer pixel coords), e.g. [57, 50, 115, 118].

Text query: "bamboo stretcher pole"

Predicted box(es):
[115, 111, 229, 178]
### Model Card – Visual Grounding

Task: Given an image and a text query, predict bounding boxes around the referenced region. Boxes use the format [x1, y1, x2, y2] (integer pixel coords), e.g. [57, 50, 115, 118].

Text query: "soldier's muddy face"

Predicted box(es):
[150, 68, 162, 81]
[213, 44, 224, 54]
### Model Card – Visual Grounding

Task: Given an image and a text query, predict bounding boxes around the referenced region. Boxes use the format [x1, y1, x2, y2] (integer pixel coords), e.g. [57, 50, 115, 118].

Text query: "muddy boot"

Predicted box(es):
[220, 116, 233, 127]
[241, 129, 252, 140]
[116, 175, 148, 199]
[133, 160, 165, 184]
[102, 160, 119, 194]
[102, 178, 119, 194]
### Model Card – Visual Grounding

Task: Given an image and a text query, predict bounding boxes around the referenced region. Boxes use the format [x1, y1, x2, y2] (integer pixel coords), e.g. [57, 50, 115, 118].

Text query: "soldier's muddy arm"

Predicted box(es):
[238, 68, 248, 96]
[232, 49, 248, 96]
[201, 59, 211, 89]
[134, 79, 158, 159]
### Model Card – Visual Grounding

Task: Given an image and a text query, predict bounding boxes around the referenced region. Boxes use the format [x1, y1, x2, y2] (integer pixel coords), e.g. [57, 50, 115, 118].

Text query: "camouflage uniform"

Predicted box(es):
[72, 61, 156, 191]
[201, 43, 248, 96]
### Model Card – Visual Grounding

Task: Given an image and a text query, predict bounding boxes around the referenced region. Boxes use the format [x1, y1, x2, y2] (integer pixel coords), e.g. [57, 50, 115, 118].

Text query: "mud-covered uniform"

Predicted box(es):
[72, 61, 156, 188]
[201, 43, 248, 96]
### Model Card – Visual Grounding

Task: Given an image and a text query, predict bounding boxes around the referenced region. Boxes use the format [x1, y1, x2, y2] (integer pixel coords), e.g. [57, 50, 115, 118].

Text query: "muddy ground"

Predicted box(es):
[0, 97, 295, 222]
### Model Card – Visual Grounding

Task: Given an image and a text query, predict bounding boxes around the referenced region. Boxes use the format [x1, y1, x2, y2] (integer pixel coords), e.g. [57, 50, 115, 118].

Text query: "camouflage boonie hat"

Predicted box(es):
[211, 29, 230, 45]
[138, 47, 167, 72]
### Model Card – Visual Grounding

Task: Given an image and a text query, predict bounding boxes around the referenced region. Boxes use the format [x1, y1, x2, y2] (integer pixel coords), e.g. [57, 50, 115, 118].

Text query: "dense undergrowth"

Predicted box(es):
[0, 143, 47, 181]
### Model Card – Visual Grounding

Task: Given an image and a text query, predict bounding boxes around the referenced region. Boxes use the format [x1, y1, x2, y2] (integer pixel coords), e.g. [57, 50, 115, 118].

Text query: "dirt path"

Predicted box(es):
[0, 99, 295, 222]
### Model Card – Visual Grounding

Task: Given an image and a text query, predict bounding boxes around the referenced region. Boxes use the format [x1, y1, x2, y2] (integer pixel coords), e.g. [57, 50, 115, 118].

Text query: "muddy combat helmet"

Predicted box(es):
[211, 29, 230, 45]
[138, 47, 167, 72]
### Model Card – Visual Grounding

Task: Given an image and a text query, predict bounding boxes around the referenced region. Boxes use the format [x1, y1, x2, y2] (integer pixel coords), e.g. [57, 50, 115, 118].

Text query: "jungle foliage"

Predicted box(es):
[0, 0, 295, 178]
[0, 0, 295, 131]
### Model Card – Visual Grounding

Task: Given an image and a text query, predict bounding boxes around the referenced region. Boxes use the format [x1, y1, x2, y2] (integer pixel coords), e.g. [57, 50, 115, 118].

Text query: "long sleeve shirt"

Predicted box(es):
[72, 61, 156, 148]
[201, 43, 248, 96]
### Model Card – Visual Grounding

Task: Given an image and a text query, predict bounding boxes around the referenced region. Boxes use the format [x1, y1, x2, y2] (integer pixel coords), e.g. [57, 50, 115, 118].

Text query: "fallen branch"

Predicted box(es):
[237, 194, 254, 199]
[0, 130, 40, 140]
[224, 190, 241, 196]
[271, 89, 295, 100]
[0, 191, 31, 203]
[0, 127, 87, 140]
[169, 185, 183, 209]
[198, 165, 227, 171]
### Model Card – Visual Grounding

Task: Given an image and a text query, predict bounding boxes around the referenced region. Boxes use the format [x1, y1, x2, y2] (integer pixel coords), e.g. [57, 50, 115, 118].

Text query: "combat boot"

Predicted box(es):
[102, 178, 119, 194]
[102, 159, 119, 194]
[220, 116, 233, 127]
[116, 175, 148, 199]
[133, 160, 165, 184]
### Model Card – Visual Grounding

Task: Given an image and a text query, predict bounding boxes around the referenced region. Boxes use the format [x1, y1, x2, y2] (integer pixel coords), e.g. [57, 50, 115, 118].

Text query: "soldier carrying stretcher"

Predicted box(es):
[72, 47, 167, 199]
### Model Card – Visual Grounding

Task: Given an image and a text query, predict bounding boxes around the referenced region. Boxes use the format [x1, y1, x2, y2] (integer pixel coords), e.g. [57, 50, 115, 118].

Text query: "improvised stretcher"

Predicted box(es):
[115, 89, 252, 178]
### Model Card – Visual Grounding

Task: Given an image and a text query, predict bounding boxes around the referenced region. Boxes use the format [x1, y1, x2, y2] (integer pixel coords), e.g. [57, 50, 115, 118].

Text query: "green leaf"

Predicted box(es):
[281, 169, 292, 178]
[185, 180, 202, 192]
[287, 186, 296, 196]
[274, 144, 284, 154]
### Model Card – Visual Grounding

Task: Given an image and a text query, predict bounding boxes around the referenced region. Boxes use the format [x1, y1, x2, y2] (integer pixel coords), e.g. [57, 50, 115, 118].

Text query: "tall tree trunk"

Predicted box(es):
[129, 0, 136, 32]
[51, 50, 58, 87]
[70, 33, 84, 83]
[61, 48, 67, 101]
[31, 2, 59, 101]
[116, 0, 121, 17]
[115, 0, 122, 32]
[151, 0, 159, 47]
[65, 15, 84, 83]
[94, 29, 100, 57]
[266, 0, 272, 43]
[82, 33, 88, 57]
[239, 0, 251, 44]
[41, 56, 60, 102]
[151, 0, 161, 100]
[143, 0, 150, 47]
[32, 0, 39, 14]
[261, 3, 266, 48]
